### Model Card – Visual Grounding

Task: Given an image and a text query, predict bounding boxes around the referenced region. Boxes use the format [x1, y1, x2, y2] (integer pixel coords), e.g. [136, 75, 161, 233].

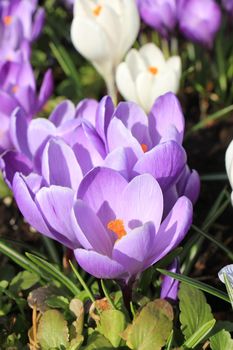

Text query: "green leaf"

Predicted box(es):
[210, 329, 233, 350]
[26, 253, 80, 296]
[99, 309, 126, 347]
[183, 319, 216, 348]
[157, 268, 230, 303]
[83, 332, 114, 349]
[9, 271, 40, 292]
[46, 295, 69, 310]
[122, 299, 173, 350]
[37, 309, 69, 350]
[179, 283, 214, 341]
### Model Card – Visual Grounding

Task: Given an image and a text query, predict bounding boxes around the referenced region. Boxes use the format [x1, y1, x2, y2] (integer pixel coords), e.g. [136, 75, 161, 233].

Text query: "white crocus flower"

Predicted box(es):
[71, 0, 140, 102]
[116, 43, 182, 113]
[218, 265, 233, 308]
[226, 139, 233, 204]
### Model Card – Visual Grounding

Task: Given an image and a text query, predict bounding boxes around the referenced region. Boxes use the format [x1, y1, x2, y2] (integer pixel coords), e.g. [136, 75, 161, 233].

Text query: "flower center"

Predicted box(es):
[148, 66, 158, 75]
[107, 219, 126, 239]
[141, 143, 148, 153]
[11, 85, 19, 93]
[93, 5, 102, 16]
[3, 16, 12, 26]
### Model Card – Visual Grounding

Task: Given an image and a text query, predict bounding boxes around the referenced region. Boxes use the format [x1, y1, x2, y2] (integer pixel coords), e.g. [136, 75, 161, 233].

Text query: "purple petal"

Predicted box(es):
[12, 173, 52, 238]
[74, 249, 126, 279]
[37, 69, 53, 110]
[149, 92, 185, 145]
[107, 117, 143, 158]
[1, 151, 32, 187]
[10, 108, 31, 158]
[72, 199, 113, 255]
[78, 167, 128, 227]
[41, 138, 82, 190]
[133, 141, 187, 191]
[35, 186, 80, 248]
[27, 118, 56, 156]
[177, 167, 200, 204]
[76, 98, 98, 127]
[120, 174, 163, 232]
[49, 100, 76, 126]
[114, 101, 151, 146]
[148, 196, 193, 264]
[95, 95, 114, 141]
[112, 222, 155, 276]
[31, 7, 45, 41]
[160, 259, 180, 300]
[104, 147, 138, 180]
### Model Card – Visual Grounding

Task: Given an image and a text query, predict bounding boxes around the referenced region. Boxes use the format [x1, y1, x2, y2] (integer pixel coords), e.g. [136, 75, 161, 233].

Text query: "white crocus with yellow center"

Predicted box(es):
[116, 43, 182, 113]
[71, 0, 140, 102]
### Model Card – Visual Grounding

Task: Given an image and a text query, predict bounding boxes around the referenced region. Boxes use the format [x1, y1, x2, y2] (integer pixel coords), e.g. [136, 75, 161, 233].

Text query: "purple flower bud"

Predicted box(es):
[178, 0, 222, 47]
[222, 0, 233, 16]
[137, 0, 177, 37]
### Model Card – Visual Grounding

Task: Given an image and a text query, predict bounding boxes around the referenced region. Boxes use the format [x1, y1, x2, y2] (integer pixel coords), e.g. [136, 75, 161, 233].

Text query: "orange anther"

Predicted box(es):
[141, 143, 148, 153]
[107, 219, 126, 239]
[93, 5, 102, 16]
[3, 16, 12, 26]
[148, 66, 158, 75]
[11, 85, 19, 94]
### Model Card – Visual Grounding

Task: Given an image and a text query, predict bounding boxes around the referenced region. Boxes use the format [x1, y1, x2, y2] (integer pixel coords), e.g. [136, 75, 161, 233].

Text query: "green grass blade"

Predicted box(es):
[26, 253, 80, 296]
[183, 319, 216, 348]
[69, 260, 95, 302]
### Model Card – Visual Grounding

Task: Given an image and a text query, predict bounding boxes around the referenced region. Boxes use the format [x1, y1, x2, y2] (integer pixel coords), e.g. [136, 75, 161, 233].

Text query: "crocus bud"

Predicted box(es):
[226, 139, 233, 204]
[137, 0, 177, 37]
[178, 0, 222, 48]
[71, 0, 140, 101]
[222, 0, 233, 16]
[116, 43, 181, 113]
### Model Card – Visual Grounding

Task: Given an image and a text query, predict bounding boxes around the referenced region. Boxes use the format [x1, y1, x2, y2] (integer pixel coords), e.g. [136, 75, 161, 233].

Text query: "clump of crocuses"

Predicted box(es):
[7, 93, 199, 289]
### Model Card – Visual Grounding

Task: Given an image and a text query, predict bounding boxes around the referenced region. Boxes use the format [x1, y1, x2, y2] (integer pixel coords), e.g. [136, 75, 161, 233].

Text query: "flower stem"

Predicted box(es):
[105, 72, 117, 104]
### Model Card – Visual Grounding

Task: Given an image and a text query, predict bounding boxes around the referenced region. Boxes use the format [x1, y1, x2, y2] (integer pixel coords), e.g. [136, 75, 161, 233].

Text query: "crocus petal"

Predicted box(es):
[113, 222, 155, 276]
[95, 95, 114, 142]
[226, 139, 233, 188]
[116, 62, 138, 103]
[74, 249, 126, 279]
[149, 92, 185, 145]
[107, 117, 143, 158]
[133, 141, 187, 191]
[31, 7, 45, 41]
[72, 199, 113, 255]
[37, 69, 53, 110]
[139, 43, 166, 69]
[76, 98, 99, 127]
[10, 108, 31, 158]
[41, 138, 82, 190]
[35, 186, 80, 248]
[1, 151, 32, 187]
[160, 259, 180, 300]
[120, 174, 163, 231]
[78, 167, 128, 226]
[49, 100, 76, 126]
[12, 173, 52, 238]
[104, 147, 138, 180]
[148, 196, 193, 265]
[27, 118, 56, 156]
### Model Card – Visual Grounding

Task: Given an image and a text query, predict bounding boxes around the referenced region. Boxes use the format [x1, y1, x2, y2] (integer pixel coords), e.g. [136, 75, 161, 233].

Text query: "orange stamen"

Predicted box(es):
[3, 16, 12, 26]
[148, 66, 158, 75]
[107, 219, 126, 239]
[11, 85, 19, 94]
[141, 143, 148, 153]
[93, 5, 102, 16]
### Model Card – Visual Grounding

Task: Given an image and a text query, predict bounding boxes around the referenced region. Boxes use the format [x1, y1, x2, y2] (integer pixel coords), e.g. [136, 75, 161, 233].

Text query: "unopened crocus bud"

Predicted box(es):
[116, 43, 181, 113]
[137, 0, 177, 37]
[71, 0, 140, 101]
[222, 0, 233, 16]
[178, 0, 222, 48]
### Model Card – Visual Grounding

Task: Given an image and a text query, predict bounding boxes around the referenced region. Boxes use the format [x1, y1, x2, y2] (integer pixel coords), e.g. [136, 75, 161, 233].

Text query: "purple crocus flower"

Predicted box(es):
[137, 0, 177, 37]
[222, 0, 233, 16]
[160, 259, 180, 300]
[0, 0, 45, 43]
[177, 0, 222, 47]
[13, 166, 193, 281]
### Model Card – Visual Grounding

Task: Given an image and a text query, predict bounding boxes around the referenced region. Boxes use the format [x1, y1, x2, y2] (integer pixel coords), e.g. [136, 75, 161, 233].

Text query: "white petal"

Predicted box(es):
[139, 43, 166, 70]
[226, 140, 233, 188]
[166, 56, 182, 79]
[218, 264, 233, 285]
[135, 72, 154, 113]
[125, 49, 147, 81]
[96, 4, 120, 49]
[116, 62, 138, 103]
